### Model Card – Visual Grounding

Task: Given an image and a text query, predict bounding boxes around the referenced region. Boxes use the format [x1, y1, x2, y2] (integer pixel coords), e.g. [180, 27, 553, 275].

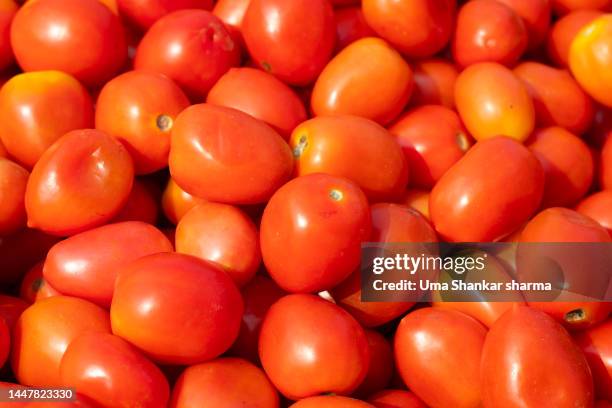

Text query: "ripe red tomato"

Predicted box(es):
[601, 135, 612, 190]
[95, 70, 190, 174]
[574, 320, 612, 402]
[212, 0, 250, 45]
[241, 0, 335, 85]
[433, 301, 523, 328]
[577, 191, 612, 234]
[113, 180, 160, 225]
[19, 262, 60, 304]
[354, 330, 394, 398]
[135, 10, 240, 100]
[521, 207, 611, 242]
[118, 0, 213, 31]
[291, 396, 374, 408]
[60, 333, 170, 408]
[399, 189, 431, 219]
[0, 158, 28, 236]
[496, 0, 551, 50]
[259, 294, 370, 399]
[547, 9, 603, 67]
[0, 0, 17, 71]
[260, 174, 371, 293]
[169, 104, 293, 204]
[553, 0, 611, 15]
[0, 71, 94, 168]
[11, 0, 127, 86]
[161, 178, 206, 225]
[481, 306, 594, 407]
[334, 7, 376, 51]
[410, 59, 459, 109]
[368, 390, 427, 408]
[110, 253, 243, 365]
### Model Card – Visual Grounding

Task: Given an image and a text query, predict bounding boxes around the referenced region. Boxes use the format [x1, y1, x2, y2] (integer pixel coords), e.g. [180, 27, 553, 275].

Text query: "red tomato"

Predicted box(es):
[362, 0, 454, 58]
[553, 0, 611, 15]
[311, 37, 413, 125]
[161, 178, 206, 225]
[521, 207, 611, 242]
[334, 6, 376, 51]
[0, 139, 7, 158]
[433, 301, 523, 328]
[135, 10, 240, 100]
[481, 306, 594, 407]
[0, 295, 28, 330]
[430, 137, 544, 242]
[212, 0, 250, 45]
[496, 0, 551, 50]
[577, 191, 612, 234]
[0, 228, 59, 285]
[395, 308, 486, 408]
[0, 158, 28, 235]
[575, 320, 612, 402]
[25, 129, 134, 236]
[354, 330, 394, 398]
[260, 174, 371, 293]
[60, 333, 170, 408]
[169, 104, 293, 204]
[368, 390, 427, 408]
[588, 104, 612, 149]
[170, 358, 279, 408]
[410, 59, 459, 109]
[11, 0, 127, 86]
[0, 316, 9, 369]
[547, 9, 603, 67]
[399, 189, 431, 220]
[113, 180, 160, 225]
[0, 0, 17, 71]
[290, 396, 374, 408]
[207, 67, 307, 138]
[110, 253, 243, 365]
[259, 294, 369, 399]
[12, 296, 111, 387]
[0, 71, 94, 169]
[95, 70, 190, 174]
[601, 135, 612, 190]
[242, 0, 335, 85]
[19, 262, 61, 304]
[118, 0, 213, 31]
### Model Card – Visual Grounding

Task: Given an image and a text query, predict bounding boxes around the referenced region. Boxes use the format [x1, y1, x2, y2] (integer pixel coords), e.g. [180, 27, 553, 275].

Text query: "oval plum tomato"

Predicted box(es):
[175, 202, 260, 287]
[395, 308, 486, 408]
[481, 306, 594, 407]
[452, 0, 528, 68]
[113, 180, 160, 225]
[527, 127, 594, 207]
[170, 358, 279, 408]
[0, 0, 17, 71]
[161, 178, 205, 225]
[0, 229, 59, 286]
[362, 0, 454, 58]
[60, 333, 169, 408]
[455, 62, 535, 142]
[43, 222, 172, 307]
[399, 189, 431, 219]
[169, 104, 293, 204]
[207, 67, 307, 138]
[19, 262, 60, 304]
[95, 70, 190, 174]
[11, 0, 127, 87]
[496, 0, 551, 51]
[241, 0, 335, 85]
[354, 330, 394, 398]
[260, 174, 371, 293]
[25, 129, 134, 236]
[259, 294, 369, 399]
[601, 133, 612, 190]
[311, 37, 413, 125]
[553, 0, 611, 15]
[135, 10, 239, 100]
[118, 0, 213, 31]
[291, 396, 374, 408]
[547, 9, 603, 67]
[430, 137, 544, 242]
[0, 158, 28, 235]
[410, 59, 459, 108]
[12, 296, 111, 387]
[368, 390, 427, 408]
[521, 207, 611, 242]
[0, 71, 94, 168]
[574, 320, 612, 402]
[212, 0, 250, 45]
[577, 191, 612, 234]
[291, 116, 408, 201]
[334, 7, 376, 51]
[110, 253, 243, 365]
[390, 105, 472, 189]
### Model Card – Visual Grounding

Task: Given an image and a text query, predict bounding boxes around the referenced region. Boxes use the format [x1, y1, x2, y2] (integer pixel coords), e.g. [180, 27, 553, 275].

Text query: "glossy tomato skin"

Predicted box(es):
[118, 0, 213, 31]
[430, 137, 544, 242]
[410, 59, 459, 109]
[170, 358, 279, 408]
[455, 63, 535, 142]
[212, 0, 250, 45]
[362, 0, 454, 58]
[601, 135, 612, 190]
[0, 71, 94, 169]
[260, 174, 371, 293]
[113, 179, 160, 225]
[0, 158, 28, 235]
[334, 6, 376, 51]
[574, 320, 612, 402]
[161, 178, 205, 225]
[547, 10, 603, 67]
[577, 191, 612, 234]
[521, 207, 611, 242]
[354, 330, 394, 398]
[110, 253, 243, 365]
[311, 37, 413, 125]
[368, 390, 428, 408]
[395, 308, 486, 408]
[169, 104, 293, 204]
[135, 10, 240, 100]
[60, 333, 170, 408]
[19, 262, 61, 304]
[481, 306, 594, 407]
[95, 70, 190, 174]
[0, 0, 17, 71]
[11, 0, 127, 86]
[291, 116, 408, 201]
[25, 129, 134, 236]
[207, 67, 307, 138]
[291, 396, 374, 408]
[259, 294, 370, 399]
[496, 0, 551, 50]
[242, 0, 335, 85]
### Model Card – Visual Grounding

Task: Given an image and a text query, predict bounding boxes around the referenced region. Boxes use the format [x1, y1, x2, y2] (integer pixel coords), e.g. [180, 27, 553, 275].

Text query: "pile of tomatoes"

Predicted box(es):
[0, 0, 611, 406]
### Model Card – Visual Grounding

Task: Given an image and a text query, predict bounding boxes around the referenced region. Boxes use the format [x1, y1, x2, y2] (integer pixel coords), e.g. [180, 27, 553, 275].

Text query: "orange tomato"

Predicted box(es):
[0, 0, 17, 71]
[290, 396, 374, 408]
[553, 0, 611, 15]
[212, 0, 250, 46]
[410, 59, 459, 108]
[576, 191, 612, 234]
[601, 129, 612, 190]
[368, 390, 427, 408]
[334, 6, 376, 51]
[496, 0, 551, 50]
[161, 178, 206, 225]
[399, 189, 431, 219]
[117, 0, 213, 31]
[19, 262, 61, 304]
[353, 330, 394, 398]
[521, 207, 611, 242]
[547, 9, 603, 67]
[113, 179, 160, 225]
[0, 158, 28, 235]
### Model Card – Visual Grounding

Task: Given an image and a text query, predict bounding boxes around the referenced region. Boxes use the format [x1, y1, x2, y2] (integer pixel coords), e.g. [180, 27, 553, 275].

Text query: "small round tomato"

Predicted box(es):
[577, 191, 612, 234]
[259, 294, 369, 399]
[311, 37, 413, 125]
[601, 134, 612, 190]
[496, 0, 551, 50]
[0, 71, 94, 168]
[0, 158, 28, 235]
[118, 0, 213, 31]
[110, 253, 243, 365]
[207, 67, 307, 138]
[334, 6, 376, 51]
[395, 308, 486, 408]
[547, 9, 603, 67]
[242, 0, 335, 85]
[354, 330, 394, 398]
[390, 105, 471, 189]
[260, 174, 371, 293]
[212, 0, 250, 45]
[482, 306, 594, 407]
[0, 0, 17, 71]
[399, 189, 430, 219]
[430, 137, 544, 242]
[161, 178, 206, 225]
[11, 0, 127, 86]
[170, 358, 279, 408]
[362, 0, 454, 58]
[113, 180, 160, 225]
[291, 116, 408, 200]
[291, 396, 374, 408]
[95, 70, 190, 174]
[25, 129, 134, 236]
[12, 296, 111, 387]
[455, 62, 535, 142]
[521, 207, 611, 242]
[60, 333, 169, 408]
[368, 390, 427, 408]
[574, 320, 612, 402]
[135, 10, 240, 100]
[19, 262, 61, 304]
[553, 0, 611, 15]
[410, 59, 459, 108]
[0, 229, 59, 286]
